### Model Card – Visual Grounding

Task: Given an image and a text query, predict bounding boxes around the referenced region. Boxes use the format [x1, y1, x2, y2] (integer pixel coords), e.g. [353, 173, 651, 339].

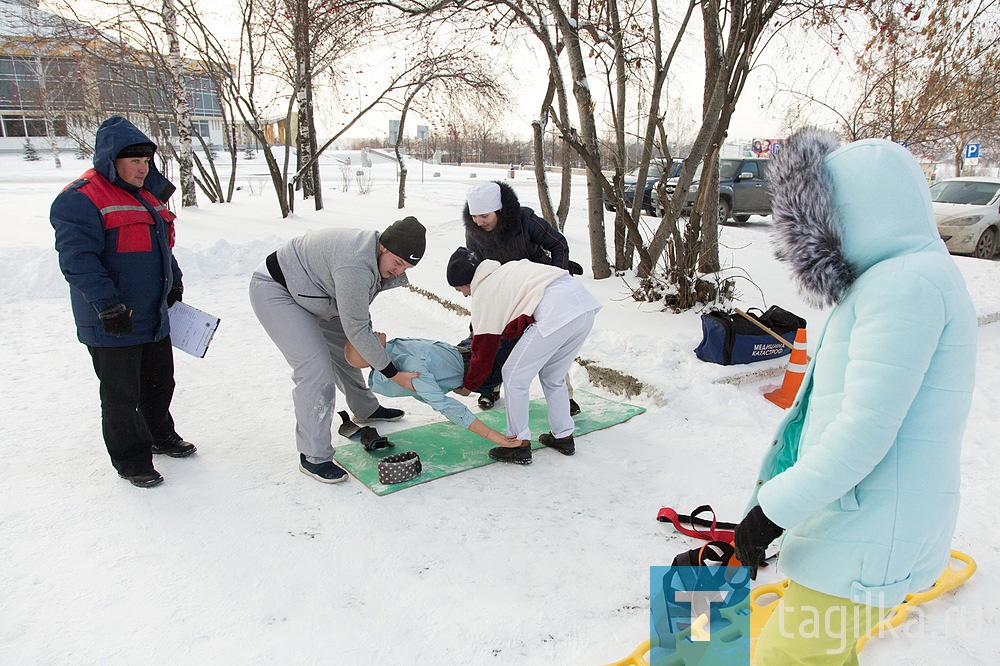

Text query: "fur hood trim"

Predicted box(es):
[769, 127, 855, 307]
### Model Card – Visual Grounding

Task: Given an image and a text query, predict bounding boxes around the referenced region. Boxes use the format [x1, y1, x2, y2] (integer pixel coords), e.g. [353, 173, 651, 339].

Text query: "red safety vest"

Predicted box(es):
[74, 168, 177, 253]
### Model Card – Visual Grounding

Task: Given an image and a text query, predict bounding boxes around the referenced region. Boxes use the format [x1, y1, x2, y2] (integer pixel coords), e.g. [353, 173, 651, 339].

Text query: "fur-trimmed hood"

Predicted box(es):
[769, 128, 944, 307]
[93, 115, 175, 202]
[462, 180, 525, 244]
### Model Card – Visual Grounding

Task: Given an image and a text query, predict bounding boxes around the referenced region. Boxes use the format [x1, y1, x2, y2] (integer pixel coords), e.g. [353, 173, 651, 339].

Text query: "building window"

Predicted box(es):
[25, 118, 47, 136]
[192, 119, 211, 138]
[2, 115, 26, 137]
[187, 75, 221, 117]
[1, 115, 69, 138]
[0, 56, 87, 112]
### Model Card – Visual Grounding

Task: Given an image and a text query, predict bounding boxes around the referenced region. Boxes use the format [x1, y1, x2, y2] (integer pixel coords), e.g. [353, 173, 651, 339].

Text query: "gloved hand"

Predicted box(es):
[167, 284, 183, 307]
[734, 505, 783, 579]
[99, 303, 133, 337]
[568, 260, 583, 276]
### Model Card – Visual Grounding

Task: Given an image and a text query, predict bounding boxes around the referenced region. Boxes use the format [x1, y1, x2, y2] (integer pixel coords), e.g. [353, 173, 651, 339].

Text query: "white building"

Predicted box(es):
[0, 0, 224, 153]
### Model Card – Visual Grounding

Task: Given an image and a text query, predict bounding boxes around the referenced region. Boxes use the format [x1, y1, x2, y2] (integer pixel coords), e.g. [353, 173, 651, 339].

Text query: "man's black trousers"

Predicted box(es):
[88, 337, 178, 476]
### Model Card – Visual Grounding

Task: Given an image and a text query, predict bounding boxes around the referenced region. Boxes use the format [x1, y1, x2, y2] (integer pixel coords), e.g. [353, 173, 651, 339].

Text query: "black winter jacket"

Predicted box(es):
[462, 181, 569, 269]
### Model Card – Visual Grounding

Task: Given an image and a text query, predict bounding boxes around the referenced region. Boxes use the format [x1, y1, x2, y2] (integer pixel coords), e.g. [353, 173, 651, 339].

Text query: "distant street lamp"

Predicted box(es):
[417, 125, 428, 182]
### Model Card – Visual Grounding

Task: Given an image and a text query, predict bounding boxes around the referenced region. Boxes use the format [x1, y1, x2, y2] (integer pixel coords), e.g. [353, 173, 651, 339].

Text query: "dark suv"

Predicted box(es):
[663, 157, 772, 223]
[604, 158, 683, 216]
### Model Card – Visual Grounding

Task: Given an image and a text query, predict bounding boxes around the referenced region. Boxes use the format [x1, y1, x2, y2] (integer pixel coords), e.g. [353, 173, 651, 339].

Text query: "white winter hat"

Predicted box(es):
[466, 182, 502, 216]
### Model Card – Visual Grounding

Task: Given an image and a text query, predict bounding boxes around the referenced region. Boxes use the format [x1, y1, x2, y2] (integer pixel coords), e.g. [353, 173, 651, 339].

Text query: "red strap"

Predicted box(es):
[656, 505, 736, 543]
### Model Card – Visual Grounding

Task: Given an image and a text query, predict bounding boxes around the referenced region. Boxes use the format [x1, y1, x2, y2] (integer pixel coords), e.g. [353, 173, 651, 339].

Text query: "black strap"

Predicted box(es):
[679, 506, 738, 531]
[265, 251, 288, 289]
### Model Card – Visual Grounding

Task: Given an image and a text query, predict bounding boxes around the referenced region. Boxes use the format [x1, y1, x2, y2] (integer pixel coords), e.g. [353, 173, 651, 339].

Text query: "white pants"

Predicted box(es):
[249, 273, 379, 461]
[501, 310, 596, 441]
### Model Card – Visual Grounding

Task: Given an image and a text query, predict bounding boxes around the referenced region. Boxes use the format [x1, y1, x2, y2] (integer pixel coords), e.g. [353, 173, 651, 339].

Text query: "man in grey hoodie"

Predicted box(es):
[249, 217, 425, 483]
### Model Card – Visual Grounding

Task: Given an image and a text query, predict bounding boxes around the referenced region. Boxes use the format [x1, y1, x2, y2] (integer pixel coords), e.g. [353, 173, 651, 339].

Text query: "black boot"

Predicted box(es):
[488, 441, 532, 465]
[152, 437, 197, 458]
[118, 470, 164, 488]
[478, 389, 501, 410]
[539, 432, 575, 456]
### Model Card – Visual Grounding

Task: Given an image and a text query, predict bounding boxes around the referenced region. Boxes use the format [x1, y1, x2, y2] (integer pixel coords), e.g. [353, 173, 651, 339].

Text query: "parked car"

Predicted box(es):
[604, 158, 683, 216]
[929, 177, 1000, 259]
[663, 157, 773, 224]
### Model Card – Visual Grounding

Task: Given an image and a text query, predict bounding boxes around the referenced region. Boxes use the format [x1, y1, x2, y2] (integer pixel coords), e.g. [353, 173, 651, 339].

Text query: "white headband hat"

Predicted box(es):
[466, 182, 502, 216]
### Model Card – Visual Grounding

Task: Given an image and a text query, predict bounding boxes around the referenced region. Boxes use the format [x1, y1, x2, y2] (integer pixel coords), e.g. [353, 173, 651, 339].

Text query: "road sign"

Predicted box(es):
[389, 119, 400, 145]
[416, 125, 428, 140]
[965, 143, 980, 159]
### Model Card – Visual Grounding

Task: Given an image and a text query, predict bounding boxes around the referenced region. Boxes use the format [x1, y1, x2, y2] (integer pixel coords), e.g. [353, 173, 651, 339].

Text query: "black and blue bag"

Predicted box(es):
[694, 306, 806, 366]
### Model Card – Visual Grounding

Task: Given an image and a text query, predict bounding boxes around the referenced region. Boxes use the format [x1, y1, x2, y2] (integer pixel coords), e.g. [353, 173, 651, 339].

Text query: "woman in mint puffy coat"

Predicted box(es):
[735, 129, 977, 664]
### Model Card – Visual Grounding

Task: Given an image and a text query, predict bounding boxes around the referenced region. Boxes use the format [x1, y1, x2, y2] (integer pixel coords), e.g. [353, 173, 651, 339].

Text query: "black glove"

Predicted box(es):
[734, 505, 783, 579]
[99, 303, 133, 337]
[568, 260, 583, 276]
[359, 426, 392, 452]
[167, 284, 183, 307]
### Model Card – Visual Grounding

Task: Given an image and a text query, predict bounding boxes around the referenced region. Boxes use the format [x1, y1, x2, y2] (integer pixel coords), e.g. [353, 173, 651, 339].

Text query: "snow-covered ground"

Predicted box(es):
[2, 151, 998, 664]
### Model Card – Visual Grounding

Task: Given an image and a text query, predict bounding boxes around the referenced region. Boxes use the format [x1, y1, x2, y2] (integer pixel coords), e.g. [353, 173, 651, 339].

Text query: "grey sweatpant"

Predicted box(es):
[249, 273, 379, 461]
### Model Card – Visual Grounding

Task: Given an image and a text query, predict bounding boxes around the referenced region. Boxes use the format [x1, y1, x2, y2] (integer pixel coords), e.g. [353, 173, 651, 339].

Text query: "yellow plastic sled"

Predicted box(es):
[749, 550, 976, 660]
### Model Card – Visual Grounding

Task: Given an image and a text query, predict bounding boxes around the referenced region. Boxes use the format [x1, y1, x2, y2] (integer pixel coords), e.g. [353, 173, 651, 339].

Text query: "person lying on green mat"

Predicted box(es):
[345, 333, 519, 449]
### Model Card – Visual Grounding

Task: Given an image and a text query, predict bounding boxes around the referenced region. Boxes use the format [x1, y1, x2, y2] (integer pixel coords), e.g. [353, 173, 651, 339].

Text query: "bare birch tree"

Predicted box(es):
[161, 0, 196, 206]
[51, 0, 203, 205]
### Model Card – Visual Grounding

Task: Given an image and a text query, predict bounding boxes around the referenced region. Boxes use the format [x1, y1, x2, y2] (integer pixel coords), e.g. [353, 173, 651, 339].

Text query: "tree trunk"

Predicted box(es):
[33, 57, 62, 169]
[163, 0, 197, 207]
[308, 72, 323, 210]
[294, 7, 315, 201]
[395, 98, 414, 209]
[553, 0, 611, 279]
[532, 76, 558, 225]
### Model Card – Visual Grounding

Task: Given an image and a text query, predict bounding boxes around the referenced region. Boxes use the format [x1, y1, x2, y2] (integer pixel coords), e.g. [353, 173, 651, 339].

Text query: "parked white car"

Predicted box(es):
[930, 177, 1000, 259]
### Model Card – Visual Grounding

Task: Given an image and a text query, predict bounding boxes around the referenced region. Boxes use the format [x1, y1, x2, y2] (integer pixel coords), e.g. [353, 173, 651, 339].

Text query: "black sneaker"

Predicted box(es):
[298, 454, 348, 484]
[539, 432, 575, 456]
[152, 437, 197, 458]
[118, 470, 164, 488]
[355, 405, 404, 423]
[488, 441, 532, 465]
[569, 399, 581, 416]
[478, 390, 501, 410]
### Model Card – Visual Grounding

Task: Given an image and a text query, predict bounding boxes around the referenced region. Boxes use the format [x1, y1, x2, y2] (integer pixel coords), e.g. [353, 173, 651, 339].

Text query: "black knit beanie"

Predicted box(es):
[447, 246, 481, 287]
[380, 216, 426, 265]
[116, 142, 156, 159]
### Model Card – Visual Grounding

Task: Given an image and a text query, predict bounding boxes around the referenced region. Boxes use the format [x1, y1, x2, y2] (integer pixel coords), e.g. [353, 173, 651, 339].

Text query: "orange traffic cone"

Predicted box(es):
[765, 328, 808, 409]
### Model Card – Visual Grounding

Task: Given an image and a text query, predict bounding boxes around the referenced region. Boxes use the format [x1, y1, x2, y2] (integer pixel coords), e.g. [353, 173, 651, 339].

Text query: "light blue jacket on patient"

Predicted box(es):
[367, 338, 476, 430]
[746, 133, 978, 607]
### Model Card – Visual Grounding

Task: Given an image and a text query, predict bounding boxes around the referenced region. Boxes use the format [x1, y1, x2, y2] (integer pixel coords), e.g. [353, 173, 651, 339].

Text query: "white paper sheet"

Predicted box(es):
[168, 301, 220, 358]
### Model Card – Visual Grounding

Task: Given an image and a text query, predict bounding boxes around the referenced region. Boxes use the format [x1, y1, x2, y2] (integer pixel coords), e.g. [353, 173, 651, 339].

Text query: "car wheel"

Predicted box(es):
[733, 214, 750, 223]
[718, 199, 732, 225]
[973, 226, 998, 259]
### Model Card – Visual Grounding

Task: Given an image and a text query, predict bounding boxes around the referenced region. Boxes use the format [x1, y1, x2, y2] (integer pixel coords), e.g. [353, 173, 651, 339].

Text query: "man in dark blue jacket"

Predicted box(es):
[51, 116, 196, 488]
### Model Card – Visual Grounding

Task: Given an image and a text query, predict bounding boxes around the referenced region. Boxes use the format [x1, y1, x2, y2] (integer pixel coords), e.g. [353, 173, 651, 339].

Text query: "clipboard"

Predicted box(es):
[168, 301, 220, 358]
